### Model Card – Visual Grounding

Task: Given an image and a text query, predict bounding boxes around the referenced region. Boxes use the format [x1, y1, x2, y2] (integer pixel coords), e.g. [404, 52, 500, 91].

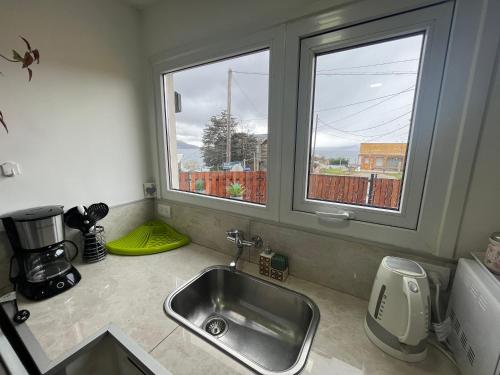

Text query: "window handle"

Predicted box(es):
[315, 210, 353, 221]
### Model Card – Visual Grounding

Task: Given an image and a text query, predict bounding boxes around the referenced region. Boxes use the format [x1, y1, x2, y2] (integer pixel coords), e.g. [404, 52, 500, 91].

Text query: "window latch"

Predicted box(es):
[315, 210, 354, 221]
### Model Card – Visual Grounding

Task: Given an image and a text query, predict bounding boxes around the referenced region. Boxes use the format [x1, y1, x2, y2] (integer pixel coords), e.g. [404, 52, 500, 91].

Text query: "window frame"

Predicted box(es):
[291, 7, 451, 229]
[151, 27, 285, 221]
[279, 0, 499, 257]
[150, 0, 500, 257]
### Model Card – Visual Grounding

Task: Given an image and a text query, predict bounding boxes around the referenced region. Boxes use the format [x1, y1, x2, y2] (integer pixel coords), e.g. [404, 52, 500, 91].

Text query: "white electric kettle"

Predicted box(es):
[364, 256, 430, 362]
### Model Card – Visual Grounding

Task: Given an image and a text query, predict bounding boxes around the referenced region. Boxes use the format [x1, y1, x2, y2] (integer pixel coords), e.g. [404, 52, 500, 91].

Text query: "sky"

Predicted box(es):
[312, 34, 422, 149]
[166, 33, 423, 158]
[168, 50, 269, 148]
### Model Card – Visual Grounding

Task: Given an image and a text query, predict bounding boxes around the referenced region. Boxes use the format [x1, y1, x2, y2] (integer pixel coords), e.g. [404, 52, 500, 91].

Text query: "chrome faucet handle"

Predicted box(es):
[227, 230, 263, 271]
[239, 235, 263, 248]
[226, 229, 243, 243]
[226, 229, 243, 237]
[251, 236, 263, 249]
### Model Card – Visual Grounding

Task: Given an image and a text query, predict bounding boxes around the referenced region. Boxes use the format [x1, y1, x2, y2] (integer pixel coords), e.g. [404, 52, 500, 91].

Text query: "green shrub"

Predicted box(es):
[227, 183, 246, 197]
[195, 179, 205, 192]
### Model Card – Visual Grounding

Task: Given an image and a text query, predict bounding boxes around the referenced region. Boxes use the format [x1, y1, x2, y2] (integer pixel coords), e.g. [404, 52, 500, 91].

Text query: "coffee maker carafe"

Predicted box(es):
[2, 206, 81, 300]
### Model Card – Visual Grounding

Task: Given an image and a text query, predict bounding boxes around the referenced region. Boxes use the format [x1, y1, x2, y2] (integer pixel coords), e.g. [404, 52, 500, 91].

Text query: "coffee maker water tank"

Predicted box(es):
[9, 206, 65, 250]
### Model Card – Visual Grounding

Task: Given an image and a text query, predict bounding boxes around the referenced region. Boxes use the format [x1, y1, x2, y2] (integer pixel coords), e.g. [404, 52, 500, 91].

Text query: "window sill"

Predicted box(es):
[160, 189, 278, 222]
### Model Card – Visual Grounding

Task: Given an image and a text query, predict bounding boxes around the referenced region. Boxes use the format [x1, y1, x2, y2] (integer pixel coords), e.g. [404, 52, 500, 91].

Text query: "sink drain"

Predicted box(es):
[203, 316, 228, 337]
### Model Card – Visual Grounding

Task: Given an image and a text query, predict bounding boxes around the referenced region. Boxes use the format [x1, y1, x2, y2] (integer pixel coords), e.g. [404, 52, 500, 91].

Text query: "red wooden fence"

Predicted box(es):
[371, 178, 402, 209]
[308, 175, 369, 205]
[180, 171, 266, 204]
[179, 172, 401, 209]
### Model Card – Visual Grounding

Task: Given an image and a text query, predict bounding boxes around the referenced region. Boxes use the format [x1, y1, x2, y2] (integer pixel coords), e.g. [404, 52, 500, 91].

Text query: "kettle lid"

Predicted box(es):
[7, 205, 64, 222]
[383, 256, 425, 277]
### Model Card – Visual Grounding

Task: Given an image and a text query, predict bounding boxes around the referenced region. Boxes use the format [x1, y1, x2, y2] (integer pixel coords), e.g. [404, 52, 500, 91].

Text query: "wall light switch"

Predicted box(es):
[157, 204, 171, 218]
[143, 182, 157, 198]
[1, 161, 21, 177]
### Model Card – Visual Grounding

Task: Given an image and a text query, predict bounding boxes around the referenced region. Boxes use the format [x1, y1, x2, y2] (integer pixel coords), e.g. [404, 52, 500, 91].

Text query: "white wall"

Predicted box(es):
[0, 0, 150, 215]
[141, 0, 354, 57]
[140, 0, 500, 259]
[455, 50, 500, 257]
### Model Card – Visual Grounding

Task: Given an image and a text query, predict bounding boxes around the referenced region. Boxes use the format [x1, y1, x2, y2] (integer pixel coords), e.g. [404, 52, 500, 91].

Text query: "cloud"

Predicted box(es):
[171, 50, 269, 145]
[168, 34, 422, 154]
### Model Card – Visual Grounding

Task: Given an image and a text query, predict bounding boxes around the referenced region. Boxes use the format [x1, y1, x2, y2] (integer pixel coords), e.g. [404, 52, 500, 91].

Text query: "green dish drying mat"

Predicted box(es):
[106, 220, 190, 255]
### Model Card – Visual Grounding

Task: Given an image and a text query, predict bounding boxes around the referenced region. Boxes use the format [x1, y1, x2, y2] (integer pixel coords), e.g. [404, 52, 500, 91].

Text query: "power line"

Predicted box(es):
[313, 129, 366, 142]
[320, 110, 412, 133]
[317, 58, 419, 72]
[316, 119, 367, 139]
[388, 128, 412, 141]
[226, 68, 232, 163]
[316, 121, 411, 143]
[386, 103, 413, 113]
[317, 111, 412, 137]
[233, 59, 420, 76]
[232, 75, 267, 118]
[349, 111, 412, 133]
[316, 87, 415, 126]
[316, 87, 415, 113]
[367, 124, 410, 141]
[232, 70, 269, 76]
[317, 71, 417, 76]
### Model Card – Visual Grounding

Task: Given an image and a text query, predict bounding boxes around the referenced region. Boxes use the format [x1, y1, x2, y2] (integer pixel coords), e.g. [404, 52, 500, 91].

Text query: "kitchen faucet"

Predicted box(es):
[226, 229, 263, 271]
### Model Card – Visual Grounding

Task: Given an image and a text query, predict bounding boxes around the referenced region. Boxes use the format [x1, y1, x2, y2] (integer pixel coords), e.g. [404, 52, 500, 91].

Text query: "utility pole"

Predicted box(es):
[226, 68, 232, 163]
[310, 114, 319, 171]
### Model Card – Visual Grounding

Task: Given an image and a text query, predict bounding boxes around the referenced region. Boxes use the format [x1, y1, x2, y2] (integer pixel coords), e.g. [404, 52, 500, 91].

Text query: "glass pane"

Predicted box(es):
[163, 50, 269, 205]
[307, 34, 423, 210]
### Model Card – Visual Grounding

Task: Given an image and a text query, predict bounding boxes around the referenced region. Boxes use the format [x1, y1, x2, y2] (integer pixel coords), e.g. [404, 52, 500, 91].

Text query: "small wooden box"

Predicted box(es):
[270, 267, 289, 282]
[259, 252, 274, 277]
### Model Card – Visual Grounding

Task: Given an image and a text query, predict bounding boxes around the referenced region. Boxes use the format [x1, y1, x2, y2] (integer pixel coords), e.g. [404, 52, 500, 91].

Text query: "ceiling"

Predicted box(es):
[120, 0, 161, 10]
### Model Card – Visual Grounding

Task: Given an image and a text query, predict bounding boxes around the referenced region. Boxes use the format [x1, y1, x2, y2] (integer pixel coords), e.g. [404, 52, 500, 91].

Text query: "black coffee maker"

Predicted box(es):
[2, 206, 81, 300]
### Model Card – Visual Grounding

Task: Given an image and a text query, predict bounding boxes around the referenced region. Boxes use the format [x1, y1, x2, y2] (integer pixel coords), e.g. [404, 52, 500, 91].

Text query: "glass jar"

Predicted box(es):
[23, 242, 76, 283]
[484, 232, 500, 275]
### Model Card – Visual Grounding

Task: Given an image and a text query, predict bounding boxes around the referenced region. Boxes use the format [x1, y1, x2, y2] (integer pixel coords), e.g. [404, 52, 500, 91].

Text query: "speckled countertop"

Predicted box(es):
[19, 244, 457, 375]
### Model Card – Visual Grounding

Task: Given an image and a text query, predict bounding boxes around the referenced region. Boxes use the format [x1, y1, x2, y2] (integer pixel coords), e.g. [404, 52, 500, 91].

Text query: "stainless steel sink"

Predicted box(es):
[164, 265, 320, 375]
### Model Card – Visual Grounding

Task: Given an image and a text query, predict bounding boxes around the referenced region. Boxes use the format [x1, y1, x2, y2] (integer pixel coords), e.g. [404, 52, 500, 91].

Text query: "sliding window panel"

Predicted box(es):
[152, 26, 285, 221]
[163, 50, 270, 206]
[292, 5, 452, 229]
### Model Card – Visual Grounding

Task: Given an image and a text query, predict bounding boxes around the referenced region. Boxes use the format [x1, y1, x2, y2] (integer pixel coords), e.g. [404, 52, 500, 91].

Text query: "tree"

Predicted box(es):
[201, 111, 258, 170]
[328, 157, 349, 166]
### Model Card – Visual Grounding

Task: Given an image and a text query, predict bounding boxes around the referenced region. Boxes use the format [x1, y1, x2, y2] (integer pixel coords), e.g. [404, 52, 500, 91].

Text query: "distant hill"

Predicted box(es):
[176, 139, 359, 164]
[254, 133, 268, 143]
[177, 142, 203, 166]
[314, 145, 360, 163]
[177, 140, 199, 149]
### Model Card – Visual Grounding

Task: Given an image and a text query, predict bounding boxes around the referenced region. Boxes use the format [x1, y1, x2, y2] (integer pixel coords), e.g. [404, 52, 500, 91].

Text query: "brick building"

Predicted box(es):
[358, 143, 407, 172]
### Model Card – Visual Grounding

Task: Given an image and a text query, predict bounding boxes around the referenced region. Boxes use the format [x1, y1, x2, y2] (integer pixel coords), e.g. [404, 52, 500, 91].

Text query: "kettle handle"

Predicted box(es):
[400, 276, 427, 346]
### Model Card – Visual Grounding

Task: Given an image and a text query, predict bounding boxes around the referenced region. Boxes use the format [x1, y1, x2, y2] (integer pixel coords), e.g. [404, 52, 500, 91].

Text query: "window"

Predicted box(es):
[290, 5, 452, 229]
[386, 157, 402, 170]
[307, 34, 421, 210]
[153, 0, 494, 256]
[162, 50, 270, 205]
